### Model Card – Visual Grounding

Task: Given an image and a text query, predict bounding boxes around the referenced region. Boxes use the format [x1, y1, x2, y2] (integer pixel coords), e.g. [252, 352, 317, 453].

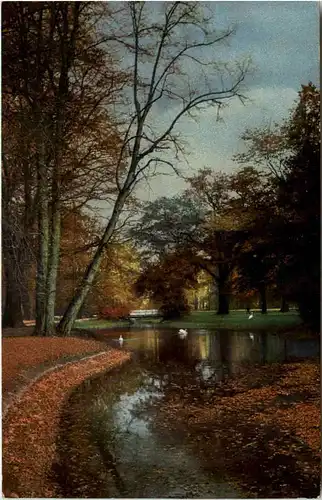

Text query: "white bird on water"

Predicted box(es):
[119, 335, 124, 345]
[248, 313, 254, 320]
[178, 328, 188, 338]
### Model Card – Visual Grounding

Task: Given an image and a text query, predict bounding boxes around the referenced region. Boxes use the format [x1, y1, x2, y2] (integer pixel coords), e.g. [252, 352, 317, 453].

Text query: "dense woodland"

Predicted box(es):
[2, 2, 320, 334]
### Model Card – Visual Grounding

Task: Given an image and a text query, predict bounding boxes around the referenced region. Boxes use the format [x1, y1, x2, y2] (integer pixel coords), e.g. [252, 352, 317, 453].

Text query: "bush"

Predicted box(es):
[160, 294, 191, 320]
[99, 305, 130, 320]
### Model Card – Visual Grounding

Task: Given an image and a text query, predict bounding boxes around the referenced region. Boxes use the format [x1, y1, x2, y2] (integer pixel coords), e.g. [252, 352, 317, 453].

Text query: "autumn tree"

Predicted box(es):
[135, 251, 198, 319]
[1, 96, 35, 327]
[56, 210, 140, 316]
[56, 1, 250, 335]
[2, 2, 125, 333]
[225, 167, 277, 313]
[234, 83, 320, 327]
[273, 83, 320, 328]
[131, 168, 262, 314]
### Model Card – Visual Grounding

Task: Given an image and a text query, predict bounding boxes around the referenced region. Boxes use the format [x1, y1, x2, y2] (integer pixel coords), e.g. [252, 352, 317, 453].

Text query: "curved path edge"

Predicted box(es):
[2, 349, 113, 419]
[2, 347, 131, 498]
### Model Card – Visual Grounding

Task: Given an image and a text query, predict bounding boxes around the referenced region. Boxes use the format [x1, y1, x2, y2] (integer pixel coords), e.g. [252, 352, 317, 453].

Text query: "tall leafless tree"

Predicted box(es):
[58, 1, 251, 335]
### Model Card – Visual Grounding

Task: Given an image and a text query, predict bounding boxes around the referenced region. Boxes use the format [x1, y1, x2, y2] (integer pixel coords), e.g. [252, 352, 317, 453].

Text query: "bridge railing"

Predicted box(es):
[128, 309, 162, 318]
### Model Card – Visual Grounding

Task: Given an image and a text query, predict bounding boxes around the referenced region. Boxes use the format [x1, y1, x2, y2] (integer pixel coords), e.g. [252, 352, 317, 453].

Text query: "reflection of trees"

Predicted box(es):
[158, 333, 189, 364]
[208, 333, 220, 362]
[197, 335, 209, 360]
[260, 333, 285, 363]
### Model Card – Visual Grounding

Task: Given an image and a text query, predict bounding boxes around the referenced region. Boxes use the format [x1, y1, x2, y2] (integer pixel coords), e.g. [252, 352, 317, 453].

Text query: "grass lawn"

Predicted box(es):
[75, 309, 302, 331]
[74, 319, 138, 329]
[164, 309, 302, 330]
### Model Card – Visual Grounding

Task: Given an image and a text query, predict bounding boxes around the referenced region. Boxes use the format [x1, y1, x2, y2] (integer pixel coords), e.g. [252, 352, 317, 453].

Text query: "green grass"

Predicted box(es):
[163, 309, 302, 330]
[74, 319, 131, 329]
[75, 309, 302, 332]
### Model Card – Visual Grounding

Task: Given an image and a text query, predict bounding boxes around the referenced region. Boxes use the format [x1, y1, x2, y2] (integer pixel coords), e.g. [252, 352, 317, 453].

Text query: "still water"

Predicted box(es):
[56, 328, 319, 498]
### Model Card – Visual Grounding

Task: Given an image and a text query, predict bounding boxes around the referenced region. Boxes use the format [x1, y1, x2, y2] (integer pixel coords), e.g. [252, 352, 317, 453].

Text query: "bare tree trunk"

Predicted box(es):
[217, 288, 229, 315]
[57, 192, 128, 336]
[2, 257, 24, 328]
[44, 3, 79, 336]
[280, 296, 289, 312]
[35, 139, 49, 335]
[216, 264, 230, 315]
[259, 284, 267, 314]
[45, 202, 61, 335]
[21, 284, 32, 320]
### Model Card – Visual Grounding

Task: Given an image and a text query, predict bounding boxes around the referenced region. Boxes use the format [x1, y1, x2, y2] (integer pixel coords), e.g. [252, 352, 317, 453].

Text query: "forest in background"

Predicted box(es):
[2, 2, 319, 334]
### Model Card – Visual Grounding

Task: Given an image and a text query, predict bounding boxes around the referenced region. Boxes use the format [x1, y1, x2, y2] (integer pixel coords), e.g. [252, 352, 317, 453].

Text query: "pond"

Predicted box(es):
[54, 328, 319, 498]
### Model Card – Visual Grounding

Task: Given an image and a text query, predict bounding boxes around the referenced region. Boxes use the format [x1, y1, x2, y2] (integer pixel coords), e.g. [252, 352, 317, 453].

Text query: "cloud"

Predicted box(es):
[112, 2, 319, 205]
[135, 85, 299, 202]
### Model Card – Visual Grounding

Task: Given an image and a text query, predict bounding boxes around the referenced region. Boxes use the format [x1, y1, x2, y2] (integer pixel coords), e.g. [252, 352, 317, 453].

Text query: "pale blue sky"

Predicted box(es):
[135, 1, 319, 201]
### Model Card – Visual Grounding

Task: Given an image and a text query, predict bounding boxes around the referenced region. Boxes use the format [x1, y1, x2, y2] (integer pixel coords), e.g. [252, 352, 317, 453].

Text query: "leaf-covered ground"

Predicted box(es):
[156, 361, 320, 498]
[2, 337, 130, 498]
[2, 336, 109, 390]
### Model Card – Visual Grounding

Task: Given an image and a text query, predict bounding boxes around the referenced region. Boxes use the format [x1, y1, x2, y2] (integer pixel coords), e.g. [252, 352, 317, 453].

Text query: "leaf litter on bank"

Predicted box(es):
[2, 347, 130, 498]
[154, 361, 320, 498]
[2, 336, 111, 389]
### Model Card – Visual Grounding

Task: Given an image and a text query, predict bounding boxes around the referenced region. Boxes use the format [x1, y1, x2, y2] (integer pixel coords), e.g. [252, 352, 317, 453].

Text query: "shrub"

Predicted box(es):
[160, 293, 191, 320]
[99, 305, 130, 320]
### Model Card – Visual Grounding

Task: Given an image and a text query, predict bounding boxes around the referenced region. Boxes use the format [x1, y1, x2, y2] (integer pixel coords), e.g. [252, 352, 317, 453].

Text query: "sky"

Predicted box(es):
[133, 1, 319, 202]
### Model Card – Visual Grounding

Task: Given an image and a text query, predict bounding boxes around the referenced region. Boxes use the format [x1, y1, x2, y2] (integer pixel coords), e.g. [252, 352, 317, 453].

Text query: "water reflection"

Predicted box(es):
[60, 328, 319, 498]
[84, 361, 243, 498]
[102, 327, 319, 384]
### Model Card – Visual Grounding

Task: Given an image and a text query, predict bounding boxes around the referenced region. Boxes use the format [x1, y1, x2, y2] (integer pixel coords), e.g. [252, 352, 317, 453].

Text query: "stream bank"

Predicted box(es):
[2, 347, 130, 498]
[155, 360, 320, 498]
[53, 327, 320, 498]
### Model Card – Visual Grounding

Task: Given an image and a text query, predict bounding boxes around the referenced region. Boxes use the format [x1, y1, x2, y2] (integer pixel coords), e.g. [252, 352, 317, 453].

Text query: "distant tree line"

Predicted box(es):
[132, 84, 320, 331]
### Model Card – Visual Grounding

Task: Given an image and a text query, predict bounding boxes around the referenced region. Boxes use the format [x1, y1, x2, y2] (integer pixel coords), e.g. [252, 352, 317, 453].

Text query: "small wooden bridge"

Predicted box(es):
[128, 309, 163, 323]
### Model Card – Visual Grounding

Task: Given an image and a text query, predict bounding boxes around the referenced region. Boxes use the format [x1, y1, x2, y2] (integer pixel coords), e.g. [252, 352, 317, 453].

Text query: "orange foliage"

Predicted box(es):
[2, 347, 130, 498]
[208, 363, 320, 455]
[158, 360, 320, 496]
[2, 337, 109, 389]
[99, 305, 130, 320]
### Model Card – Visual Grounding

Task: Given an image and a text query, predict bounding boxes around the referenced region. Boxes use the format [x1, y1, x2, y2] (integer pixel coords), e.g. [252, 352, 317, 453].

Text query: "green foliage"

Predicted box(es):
[274, 83, 320, 329]
[75, 309, 302, 331]
[235, 83, 320, 330]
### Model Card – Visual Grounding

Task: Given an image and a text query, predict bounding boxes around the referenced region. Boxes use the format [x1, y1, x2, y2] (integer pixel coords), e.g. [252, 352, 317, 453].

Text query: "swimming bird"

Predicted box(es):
[248, 313, 254, 319]
[178, 328, 188, 338]
[119, 335, 124, 345]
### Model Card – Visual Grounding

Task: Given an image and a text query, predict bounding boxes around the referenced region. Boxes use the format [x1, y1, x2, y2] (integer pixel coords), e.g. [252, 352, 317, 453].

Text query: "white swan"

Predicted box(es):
[178, 328, 188, 338]
[248, 313, 253, 319]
